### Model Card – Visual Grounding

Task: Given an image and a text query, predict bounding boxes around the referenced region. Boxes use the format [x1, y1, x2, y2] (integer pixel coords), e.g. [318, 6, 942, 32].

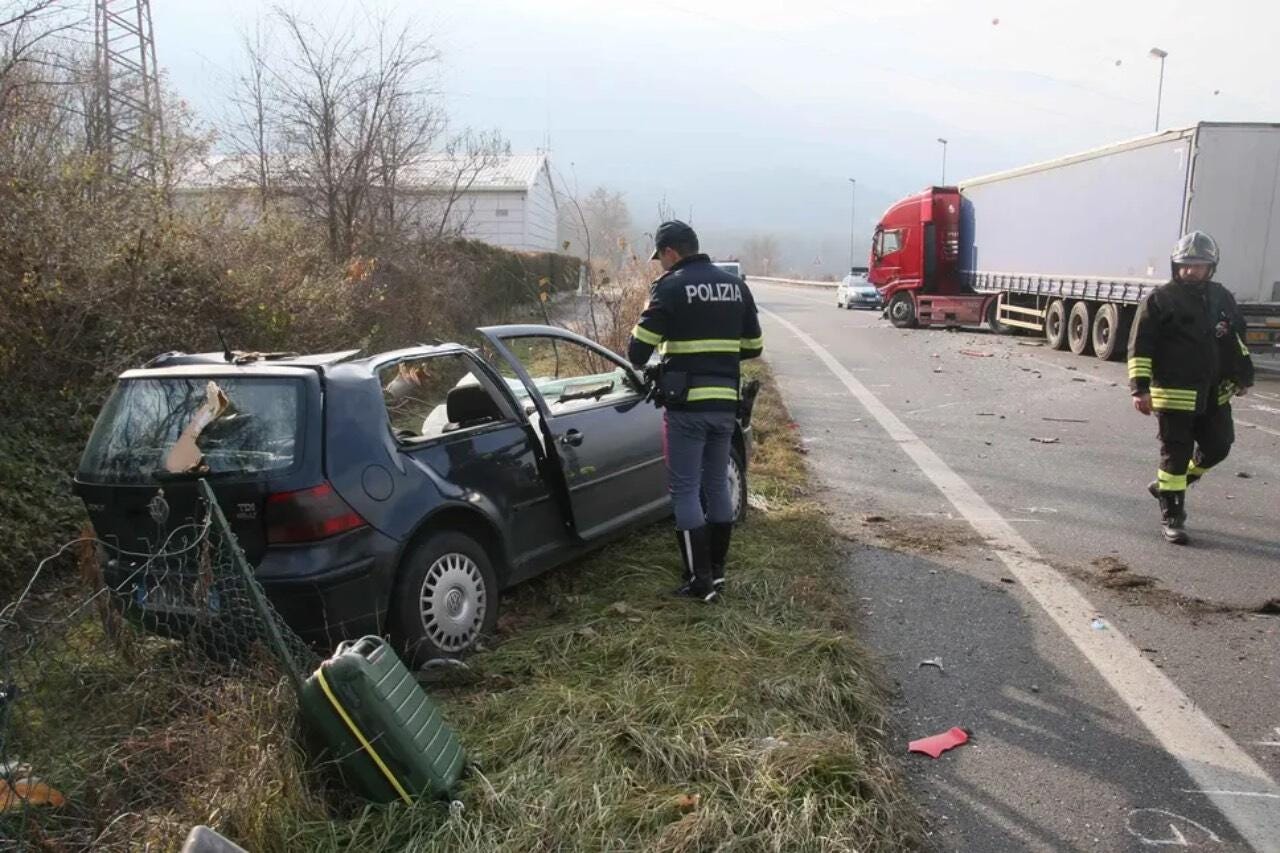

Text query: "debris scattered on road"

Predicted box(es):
[1071, 377, 1088, 383]
[863, 515, 888, 524]
[1092, 556, 1129, 574]
[918, 657, 945, 673]
[933, 367, 944, 373]
[1042, 417, 1090, 423]
[1236, 471, 1252, 479]
[999, 577, 1016, 584]
[1090, 618, 1108, 631]
[977, 412, 997, 416]
[1065, 366, 1078, 371]
[1017, 341, 1044, 347]
[908, 727, 970, 758]
[1030, 436, 1060, 444]
[1255, 599, 1280, 615]
[960, 350, 994, 358]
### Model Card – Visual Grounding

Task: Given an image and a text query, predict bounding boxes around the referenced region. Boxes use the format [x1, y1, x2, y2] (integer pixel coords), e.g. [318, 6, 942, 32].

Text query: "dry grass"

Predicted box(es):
[4, 365, 921, 852]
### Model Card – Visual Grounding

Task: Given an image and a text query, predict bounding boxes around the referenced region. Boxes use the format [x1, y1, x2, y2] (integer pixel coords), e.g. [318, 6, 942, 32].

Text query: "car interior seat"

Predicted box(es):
[442, 384, 504, 432]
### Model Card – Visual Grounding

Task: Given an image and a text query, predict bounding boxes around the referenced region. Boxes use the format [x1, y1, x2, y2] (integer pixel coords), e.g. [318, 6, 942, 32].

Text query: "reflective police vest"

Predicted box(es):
[627, 254, 764, 411]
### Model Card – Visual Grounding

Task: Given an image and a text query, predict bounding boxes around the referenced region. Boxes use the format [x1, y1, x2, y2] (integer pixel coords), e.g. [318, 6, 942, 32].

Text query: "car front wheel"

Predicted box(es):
[393, 531, 498, 665]
[728, 445, 748, 523]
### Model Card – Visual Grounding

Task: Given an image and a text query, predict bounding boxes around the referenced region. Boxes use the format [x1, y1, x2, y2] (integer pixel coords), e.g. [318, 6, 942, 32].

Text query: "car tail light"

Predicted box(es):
[266, 482, 367, 545]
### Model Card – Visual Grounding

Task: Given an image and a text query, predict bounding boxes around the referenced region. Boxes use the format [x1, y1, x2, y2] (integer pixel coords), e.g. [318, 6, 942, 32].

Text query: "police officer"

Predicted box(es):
[628, 221, 763, 601]
[1128, 231, 1254, 544]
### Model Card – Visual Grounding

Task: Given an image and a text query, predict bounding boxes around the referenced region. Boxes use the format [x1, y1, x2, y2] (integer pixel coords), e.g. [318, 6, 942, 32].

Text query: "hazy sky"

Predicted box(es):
[154, 0, 1279, 274]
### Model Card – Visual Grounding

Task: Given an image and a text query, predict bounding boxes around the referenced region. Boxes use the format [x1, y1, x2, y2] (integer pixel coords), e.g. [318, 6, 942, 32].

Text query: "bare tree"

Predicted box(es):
[560, 185, 631, 272]
[429, 128, 508, 239]
[0, 1, 83, 118]
[740, 234, 782, 276]
[224, 21, 274, 209]
[258, 6, 441, 258]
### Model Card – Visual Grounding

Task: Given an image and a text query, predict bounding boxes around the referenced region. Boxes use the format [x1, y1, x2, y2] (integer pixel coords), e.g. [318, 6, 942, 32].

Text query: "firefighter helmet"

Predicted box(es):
[1171, 231, 1219, 278]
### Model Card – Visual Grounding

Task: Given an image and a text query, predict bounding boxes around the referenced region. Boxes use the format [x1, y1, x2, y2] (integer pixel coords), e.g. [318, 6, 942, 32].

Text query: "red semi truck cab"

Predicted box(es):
[869, 186, 994, 328]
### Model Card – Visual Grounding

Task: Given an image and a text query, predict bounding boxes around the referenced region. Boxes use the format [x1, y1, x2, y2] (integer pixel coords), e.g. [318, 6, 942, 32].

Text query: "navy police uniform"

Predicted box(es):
[628, 223, 762, 600]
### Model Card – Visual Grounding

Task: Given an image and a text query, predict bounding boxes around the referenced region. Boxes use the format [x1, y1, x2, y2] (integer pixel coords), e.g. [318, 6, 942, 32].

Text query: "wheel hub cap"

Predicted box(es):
[419, 553, 486, 653]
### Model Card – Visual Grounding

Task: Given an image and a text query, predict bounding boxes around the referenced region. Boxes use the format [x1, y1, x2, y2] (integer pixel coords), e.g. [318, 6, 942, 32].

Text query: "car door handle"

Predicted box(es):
[560, 429, 584, 447]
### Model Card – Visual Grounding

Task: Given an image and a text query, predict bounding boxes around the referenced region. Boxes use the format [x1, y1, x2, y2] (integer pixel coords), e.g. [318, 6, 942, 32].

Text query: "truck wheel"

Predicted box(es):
[887, 292, 918, 328]
[1067, 301, 1095, 355]
[393, 531, 499, 665]
[986, 298, 1013, 335]
[1090, 303, 1129, 361]
[1044, 300, 1069, 350]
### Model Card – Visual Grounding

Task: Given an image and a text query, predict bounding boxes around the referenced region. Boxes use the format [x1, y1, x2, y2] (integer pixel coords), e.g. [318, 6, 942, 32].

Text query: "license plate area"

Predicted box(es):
[133, 575, 221, 616]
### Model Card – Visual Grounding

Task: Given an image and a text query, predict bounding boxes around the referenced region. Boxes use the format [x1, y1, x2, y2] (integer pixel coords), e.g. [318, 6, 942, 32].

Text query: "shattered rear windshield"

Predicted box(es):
[78, 377, 302, 484]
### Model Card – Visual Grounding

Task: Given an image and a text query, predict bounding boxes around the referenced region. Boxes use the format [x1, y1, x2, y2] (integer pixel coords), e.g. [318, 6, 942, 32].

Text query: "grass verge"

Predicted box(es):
[6, 364, 921, 851]
[283, 363, 921, 851]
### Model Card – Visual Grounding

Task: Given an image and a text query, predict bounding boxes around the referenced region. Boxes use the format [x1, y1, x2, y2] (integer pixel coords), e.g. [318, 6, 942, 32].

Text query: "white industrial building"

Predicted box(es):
[399, 153, 560, 253]
[176, 152, 561, 254]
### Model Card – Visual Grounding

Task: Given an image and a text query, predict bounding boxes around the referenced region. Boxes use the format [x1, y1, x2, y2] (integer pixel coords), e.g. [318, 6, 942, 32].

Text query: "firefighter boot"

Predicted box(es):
[1158, 490, 1189, 545]
[672, 526, 718, 602]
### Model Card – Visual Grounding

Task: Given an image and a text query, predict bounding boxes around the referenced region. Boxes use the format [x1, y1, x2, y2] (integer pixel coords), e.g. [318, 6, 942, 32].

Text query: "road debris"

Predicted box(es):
[1042, 417, 1090, 423]
[1256, 599, 1280, 615]
[918, 657, 945, 673]
[999, 577, 1016, 584]
[908, 727, 970, 758]
[1030, 437, 1060, 444]
[960, 350, 994, 358]
[1090, 618, 1108, 631]
[976, 412, 997, 416]
[1236, 471, 1252, 479]
[863, 514, 888, 524]
[1071, 377, 1088, 383]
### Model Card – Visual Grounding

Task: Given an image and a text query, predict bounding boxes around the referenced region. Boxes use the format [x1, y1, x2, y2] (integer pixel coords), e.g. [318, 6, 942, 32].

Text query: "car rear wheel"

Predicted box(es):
[393, 531, 498, 665]
[728, 445, 747, 523]
[887, 292, 917, 328]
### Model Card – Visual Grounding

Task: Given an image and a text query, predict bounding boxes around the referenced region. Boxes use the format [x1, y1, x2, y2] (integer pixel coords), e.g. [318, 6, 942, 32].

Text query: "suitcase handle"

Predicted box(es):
[335, 635, 386, 660]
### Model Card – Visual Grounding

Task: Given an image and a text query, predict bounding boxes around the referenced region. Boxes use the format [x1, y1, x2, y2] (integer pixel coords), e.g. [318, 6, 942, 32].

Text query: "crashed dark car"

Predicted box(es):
[74, 325, 758, 662]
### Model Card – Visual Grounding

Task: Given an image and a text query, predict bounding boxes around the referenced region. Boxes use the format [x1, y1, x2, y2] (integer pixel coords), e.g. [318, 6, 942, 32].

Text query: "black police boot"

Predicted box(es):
[1158, 490, 1189, 545]
[708, 522, 732, 591]
[671, 526, 718, 602]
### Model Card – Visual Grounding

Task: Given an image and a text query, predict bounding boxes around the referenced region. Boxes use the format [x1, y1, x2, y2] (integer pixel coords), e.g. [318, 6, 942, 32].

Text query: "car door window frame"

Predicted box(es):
[372, 349, 524, 446]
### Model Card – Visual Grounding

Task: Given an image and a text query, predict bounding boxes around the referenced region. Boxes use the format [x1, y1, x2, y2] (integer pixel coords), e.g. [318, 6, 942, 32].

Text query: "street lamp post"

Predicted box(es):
[1149, 48, 1168, 132]
[937, 137, 949, 184]
[847, 178, 857, 272]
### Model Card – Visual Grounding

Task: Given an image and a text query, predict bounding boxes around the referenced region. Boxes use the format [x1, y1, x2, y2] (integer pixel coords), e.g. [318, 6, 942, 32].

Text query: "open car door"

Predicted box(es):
[477, 325, 668, 541]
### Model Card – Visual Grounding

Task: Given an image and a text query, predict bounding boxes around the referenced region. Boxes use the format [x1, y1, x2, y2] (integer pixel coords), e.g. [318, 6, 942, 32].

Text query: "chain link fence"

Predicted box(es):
[0, 481, 320, 851]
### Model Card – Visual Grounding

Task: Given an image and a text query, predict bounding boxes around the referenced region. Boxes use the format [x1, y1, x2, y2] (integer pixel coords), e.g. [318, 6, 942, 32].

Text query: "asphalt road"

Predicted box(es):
[753, 282, 1280, 852]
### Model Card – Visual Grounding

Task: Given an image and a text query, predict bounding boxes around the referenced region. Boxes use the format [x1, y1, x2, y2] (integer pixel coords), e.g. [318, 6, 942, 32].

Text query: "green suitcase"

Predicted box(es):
[300, 636, 466, 803]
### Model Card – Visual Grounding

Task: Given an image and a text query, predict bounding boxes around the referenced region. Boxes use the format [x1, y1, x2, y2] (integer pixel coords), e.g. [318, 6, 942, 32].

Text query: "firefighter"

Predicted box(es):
[1128, 231, 1254, 544]
[628, 221, 763, 601]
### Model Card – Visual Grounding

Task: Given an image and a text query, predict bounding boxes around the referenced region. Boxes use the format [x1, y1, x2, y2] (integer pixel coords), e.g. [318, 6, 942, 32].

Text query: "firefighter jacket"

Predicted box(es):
[1127, 278, 1255, 413]
[628, 254, 763, 411]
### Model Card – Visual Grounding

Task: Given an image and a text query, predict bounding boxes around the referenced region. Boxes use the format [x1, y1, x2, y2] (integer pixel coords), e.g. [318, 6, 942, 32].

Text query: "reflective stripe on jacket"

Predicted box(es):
[627, 254, 763, 411]
[1127, 279, 1254, 413]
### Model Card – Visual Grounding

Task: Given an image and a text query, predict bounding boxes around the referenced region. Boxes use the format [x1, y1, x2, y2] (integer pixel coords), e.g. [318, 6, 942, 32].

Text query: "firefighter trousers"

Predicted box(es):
[1155, 401, 1234, 492]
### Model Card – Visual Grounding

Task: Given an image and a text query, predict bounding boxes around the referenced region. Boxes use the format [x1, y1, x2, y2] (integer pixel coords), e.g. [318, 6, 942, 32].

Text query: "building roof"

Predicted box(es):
[400, 153, 551, 193]
[175, 152, 554, 194]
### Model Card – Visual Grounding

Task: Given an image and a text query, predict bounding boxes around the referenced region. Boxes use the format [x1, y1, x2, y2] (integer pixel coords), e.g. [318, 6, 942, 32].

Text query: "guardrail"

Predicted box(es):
[749, 276, 839, 289]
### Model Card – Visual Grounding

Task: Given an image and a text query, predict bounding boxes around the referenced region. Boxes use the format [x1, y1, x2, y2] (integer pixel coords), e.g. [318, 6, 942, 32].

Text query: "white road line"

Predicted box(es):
[1237, 419, 1280, 438]
[761, 307, 1280, 853]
